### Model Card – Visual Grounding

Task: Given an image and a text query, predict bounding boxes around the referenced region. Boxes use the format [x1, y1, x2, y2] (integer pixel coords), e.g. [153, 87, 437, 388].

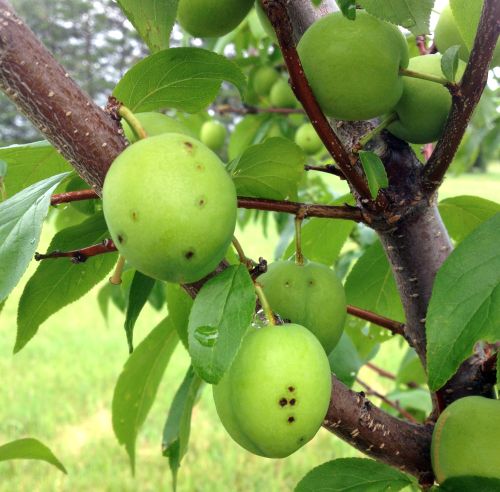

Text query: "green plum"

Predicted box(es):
[388, 54, 466, 144]
[252, 66, 279, 96]
[258, 260, 346, 354]
[213, 323, 332, 458]
[200, 121, 227, 151]
[294, 123, 323, 155]
[297, 11, 409, 120]
[434, 5, 469, 62]
[255, 1, 277, 41]
[122, 112, 193, 143]
[177, 0, 254, 37]
[431, 396, 500, 483]
[270, 79, 297, 108]
[102, 133, 237, 284]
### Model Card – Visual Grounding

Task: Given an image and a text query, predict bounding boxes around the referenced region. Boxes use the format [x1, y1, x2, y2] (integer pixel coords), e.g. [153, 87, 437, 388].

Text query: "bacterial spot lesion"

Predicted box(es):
[184, 250, 195, 260]
[131, 210, 138, 221]
[117, 233, 126, 244]
[288, 416, 295, 424]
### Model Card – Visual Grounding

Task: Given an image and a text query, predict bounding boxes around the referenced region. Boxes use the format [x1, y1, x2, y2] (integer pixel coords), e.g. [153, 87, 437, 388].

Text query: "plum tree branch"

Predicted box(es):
[347, 305, 405, 338]
[422, 0, 500, 193]
[51, 189, 99, 205]
[260, 0, 373, 202]
[34, 239, 117, 263]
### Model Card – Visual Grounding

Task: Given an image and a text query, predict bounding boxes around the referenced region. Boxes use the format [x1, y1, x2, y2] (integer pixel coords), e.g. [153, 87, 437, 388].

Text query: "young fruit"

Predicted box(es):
[388, 54, 466, 144]
[434, 5, 469, 62]
[431, 396, 500, 483]
[269, 79, 297, 108]
[294, 123, 323, 155]
[200, 121, 227, 151]
[213, 323, 332, 458]
[252, 66, 279, 96]
[102, 134, 237, 284]
[258, 260, 346, 354]
[177, 0, 254, 37]
[122, 112, 193, 143]
[255, 1, 277, 41]
[297, 11, 409, 120]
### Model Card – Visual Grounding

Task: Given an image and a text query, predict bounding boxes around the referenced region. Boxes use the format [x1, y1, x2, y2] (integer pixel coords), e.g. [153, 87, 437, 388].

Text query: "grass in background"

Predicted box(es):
[0, 165, 499, 491]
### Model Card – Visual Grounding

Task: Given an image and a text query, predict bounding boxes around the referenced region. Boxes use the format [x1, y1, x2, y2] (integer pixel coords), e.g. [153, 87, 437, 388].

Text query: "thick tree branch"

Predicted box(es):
[260, 0, 372, 202]
[237, 196, 364, 221]
[423, 0, 500, 193]
[0, 0, 126, 192]
[34, 239, 117, 263]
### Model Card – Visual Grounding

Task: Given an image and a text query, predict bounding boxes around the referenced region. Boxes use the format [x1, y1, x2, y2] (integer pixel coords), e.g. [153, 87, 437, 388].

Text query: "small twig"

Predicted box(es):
[34, 239, 117, 263]
[232, 236, 255, 269]
[356, 378, 419, 424]
[423, 0, 500, 194]
[365, 362, 420, 389]
[51, 189, 99, 205]
[250, 257, 268, 281]
[260, 0, 372, 202]
[110, 255, 126, 285]
[215, 104, 304, 115]
[254, 282, 276, 326]
[399, 67, 451, 86]
[415, 35, 428, 56]
[237, 196, 365, 221]
[304, 163, 346, 179]
[294, 214, 305, 265]
[118, 105, 147, 140]
[347, 305, 405, 337]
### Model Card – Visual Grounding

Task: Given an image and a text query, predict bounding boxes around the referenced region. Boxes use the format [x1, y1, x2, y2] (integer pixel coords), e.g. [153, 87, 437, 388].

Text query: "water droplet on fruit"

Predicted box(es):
[194, 326, 218, 347]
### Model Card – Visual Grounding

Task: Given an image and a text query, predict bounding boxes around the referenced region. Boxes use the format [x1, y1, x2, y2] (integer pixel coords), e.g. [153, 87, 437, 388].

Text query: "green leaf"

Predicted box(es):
[228, 114, 272, 160]
[188, 265, 255, 384]
[0, 141, 71, 197]
[396, 348, 427, 386]
[345, 241, 405, 324]
[450, 0, 483, 51]
[295, 457, 413, 492]
[337, 0, 357, 20]
[124, 271, 156, 353]
[113, 48, 246, 113]
[440, 476, 500, 491]
[162, 366, 203, 489]
[357, 0, 433, 35]
[0, 159, 7, 178]
[117, 0, 177, 53]
[0, 438, 66, 474]
[439, 195, 500, 243]
[441, 46, 462, 82]
[0, 172, 70, 304]
[358, 151, 388, 200]
[328, 333, 363, 387]
[427, 213, 500, 390]
[15, 213, 117, 353]
[112, 316, 178, 472]
[383, 388, 432, 416]
[229, 137, 305, 201]
[166, 283, 193, 349]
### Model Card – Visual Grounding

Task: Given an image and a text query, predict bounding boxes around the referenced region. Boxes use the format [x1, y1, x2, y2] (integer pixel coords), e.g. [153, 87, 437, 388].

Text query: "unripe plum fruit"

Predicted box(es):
[431, 396, 500, 483]
[213, 323, 332, 458]
[252, 66, 279, 96]
[388, 55, 466, 144]
[269, 79, 297, 108]
[255, 1, 277, 41]
[200, 121, 227, 151]
[102, 133, 237, 284]
[177, 0, 254, 38]
[297, 11, 409, 121]
[258, 260, 346, 354]
[122, 112, 193, 143]
[294, 123, 323, 155]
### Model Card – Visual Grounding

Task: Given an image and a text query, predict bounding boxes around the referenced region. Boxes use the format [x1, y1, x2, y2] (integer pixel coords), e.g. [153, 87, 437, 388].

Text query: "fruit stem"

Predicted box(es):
[294, 214, 305, 266]
[118, 105, 147, 140]
[399, 67, 449, 86]
[357, 113, 398, 149]
[232, 236, 254, 269]
[109, 255, 125, 285]
[254, 282, 276, 326]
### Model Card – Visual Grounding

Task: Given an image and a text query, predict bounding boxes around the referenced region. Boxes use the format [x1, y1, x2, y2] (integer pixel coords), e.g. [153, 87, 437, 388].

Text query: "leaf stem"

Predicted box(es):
[357, 113, 398, 149]
[294, 214, 304, 265]
[232, 236, 255, 269]
[254, 282, 275, 326]
[110, 255, 126, 285]
[118, 106, 147, 141]
[399, 67, 449, 86]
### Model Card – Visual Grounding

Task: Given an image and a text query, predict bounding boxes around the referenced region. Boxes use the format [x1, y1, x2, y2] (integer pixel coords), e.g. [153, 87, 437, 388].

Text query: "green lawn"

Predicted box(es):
[0, 165, 499, 491]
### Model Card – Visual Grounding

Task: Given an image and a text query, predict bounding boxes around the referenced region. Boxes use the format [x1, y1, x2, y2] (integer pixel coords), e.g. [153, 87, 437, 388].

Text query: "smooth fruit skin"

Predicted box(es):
[255, 1, 277, 41]
[297, 11, 409, 121]
[431, 396, 500, 483]
[253, 66, 279, 96]
[269, 79, 297, 108]
[434, 5, 469, 62]
[213, 323, 332, 458]
[178, 0, 254, 37]
[122, 112, 193, 143]
[294, 123, 323, 155]
[258, 260, 346, 354]
[388, 55, 466, 144]
[200, 121, 227, 151]
[102, 134, 237, 284]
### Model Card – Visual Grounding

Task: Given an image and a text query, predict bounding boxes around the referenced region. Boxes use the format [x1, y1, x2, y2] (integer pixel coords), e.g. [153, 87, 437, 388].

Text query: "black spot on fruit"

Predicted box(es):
[131, 211, 138, 221]
[288, 416, 295, 423]
[288, 386, 295, 392]
[184, 141, 194, 153]
[197, 196, 206, 207]
[185, 250, 195, 260]
[196, 163, 205, 172]
[117, 234, 125, 244]
[279, 398, 287, 407]
[308, 279, 315, 286]
[298, 436, 305, 443]
[290, 399, 296, 406]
